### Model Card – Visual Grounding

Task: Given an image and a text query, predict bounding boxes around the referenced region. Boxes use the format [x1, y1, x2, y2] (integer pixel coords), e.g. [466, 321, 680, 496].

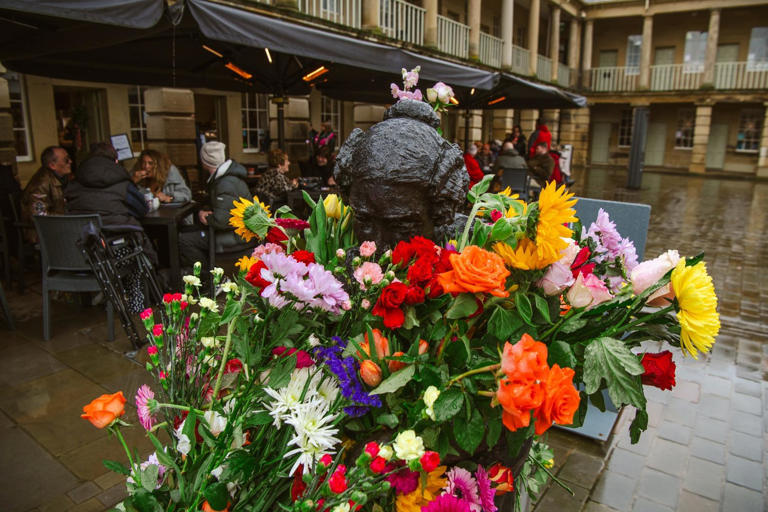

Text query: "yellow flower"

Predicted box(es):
[395, 466, 447, 512]
[393, 430, 425, 461]
[229, 197, 271, 242]
[670, 259, 720, 359]
[323, 194, 344, 220]
[236, 255, 257, 272]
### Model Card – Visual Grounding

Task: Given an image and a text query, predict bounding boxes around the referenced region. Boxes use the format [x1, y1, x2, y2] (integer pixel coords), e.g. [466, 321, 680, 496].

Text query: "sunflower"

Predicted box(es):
[670, 258, 720, 359]
[494, 238, 544, 270]
[535, 182, 578, 263]
[395, 466, 447, 512]
[229, 197, 271, 242]
[236, 255, 257, 272]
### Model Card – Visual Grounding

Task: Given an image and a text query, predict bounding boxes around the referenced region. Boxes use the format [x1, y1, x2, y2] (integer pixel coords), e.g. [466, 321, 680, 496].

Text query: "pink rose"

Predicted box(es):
[361, 299, 371, 309]
[538, 262, 575, 296]
[353, 262, 384, 290]
[567, 273, 612, 309]
[360, 241, 377, 258]
[631, 250, 680, 306]
[558, 239, 580, 267]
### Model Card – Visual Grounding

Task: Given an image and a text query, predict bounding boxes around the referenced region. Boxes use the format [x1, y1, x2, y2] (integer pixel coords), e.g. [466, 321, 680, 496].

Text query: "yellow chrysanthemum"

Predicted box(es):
[670, 259, 720, 359]
[236, 255, 257, 272]
[229, 197, 271, 242]
[395, 466, 447, 512]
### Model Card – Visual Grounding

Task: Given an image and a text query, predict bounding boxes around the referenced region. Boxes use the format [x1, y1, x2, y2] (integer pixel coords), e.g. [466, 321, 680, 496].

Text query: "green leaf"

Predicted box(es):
[183, 411, 198, 450]
[547, 340, 577, 369]
[244, 410, 273, 427]
[560, 317, 588, 334]
[629, 409, 649, 444]
[302, 190, 317, 209]
[467, 175, 494, 203]
[218, 300, 240, 326]
[129, 490, 163, 512]
[140, 464, 159, 492]
[533, 295, 552, 324]
[268, 355, 297, 389]
[589, 390, 607, 412]
[444, 338, 470, 368]
[370, 365, 415, 395]
[446, 294, 479, 319]
[403, 306, 420, 330]
[376, 413, 400, 429]
[204, 482, 230, 511]
[568, 391, 588, 428]
[514, 292, 533, 325]
[490, 218, 514, 241]
[243, 209, 274, 239]
[487, 307, 523, 341]
[485, 410, 502, 449]
[433, 388, 464, 423]
[147, 433, 177, 470]
[103, 459, 130, 475]
[583, 337, 646, 409]
[504, 422, 533, 459]
[454, 409, 484, 455]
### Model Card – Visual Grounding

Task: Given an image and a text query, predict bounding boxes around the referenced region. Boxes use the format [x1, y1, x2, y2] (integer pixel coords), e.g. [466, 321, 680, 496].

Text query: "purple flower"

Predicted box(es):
[314, 338, 381, 415]
[422, 494, 472, 512]
[475, 465, 497, 512]
[584, 208, 639, 276]
[444, 467, 482, 511]
[306, 263, 349, 314]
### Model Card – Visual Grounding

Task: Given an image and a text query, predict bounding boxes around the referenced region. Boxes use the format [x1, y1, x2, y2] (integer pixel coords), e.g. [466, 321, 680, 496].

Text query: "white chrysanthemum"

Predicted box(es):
[211, 267, 224, 278]
[201, 336, 219, 349]
[221, 282, 239, 295]
[285, 401, 340, 474]
[264, 368, 313, 426]
[315, 376, 339, 407]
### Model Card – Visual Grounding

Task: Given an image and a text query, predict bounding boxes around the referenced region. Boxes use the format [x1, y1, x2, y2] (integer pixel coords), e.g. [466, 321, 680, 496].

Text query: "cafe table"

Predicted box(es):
[141, 201, 197, 290]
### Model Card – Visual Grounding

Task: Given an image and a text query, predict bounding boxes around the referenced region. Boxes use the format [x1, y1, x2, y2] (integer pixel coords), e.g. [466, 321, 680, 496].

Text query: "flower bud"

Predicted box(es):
[352, 256, 361, 268]
[388, 351, 407, 372]
[359, 360, 382, 387]
[336, 248, 346, 259]
[350, 491, 367, 505]
[193, 261, 202, 276]
[386, 270, 395, 280]
[418, 339, 429, 355]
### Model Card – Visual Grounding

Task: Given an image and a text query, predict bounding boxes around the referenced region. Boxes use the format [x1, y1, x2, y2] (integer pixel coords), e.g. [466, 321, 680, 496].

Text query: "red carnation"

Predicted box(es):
[163, 293, 173, 303]
[291, 250, 316, 265]
[328, 465, 348, 494]
[392, 240, 417, 267]
[404, 286, 425, 305]
[372, 303, 405, 329]
[320, 454, 333, 467]
[407, 257, 435, 286]
[370, 456, 388, 474]
[225, 358, 243, 374]
[291, 465, 306, 501]
[378, 282, 409, 308]
[172, 292, 183, 302]
[266, 227, 288, 245]
[245, 260, 270, 289]
[276, 217, 311, 231]
[364, 442, 380, 458]
[435, 249, 457, 273]
[419, 451, 440, 473]
[641, 351, 676, 390]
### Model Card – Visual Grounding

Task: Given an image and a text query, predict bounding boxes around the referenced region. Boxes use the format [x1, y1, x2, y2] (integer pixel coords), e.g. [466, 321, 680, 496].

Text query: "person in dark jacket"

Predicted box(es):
[492, 142, 528, 192]
[507, 125, 527, 158]
[21, 146, 71, 243]
[179, 141, 251, 269]
[527, 142, 555, 188]
[302, 147, 335, 185]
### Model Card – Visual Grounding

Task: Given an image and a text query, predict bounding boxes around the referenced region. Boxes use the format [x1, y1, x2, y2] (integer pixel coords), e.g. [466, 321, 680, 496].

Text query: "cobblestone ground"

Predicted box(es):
[530, 168, 768, 512]
[0, 168, 765, 511]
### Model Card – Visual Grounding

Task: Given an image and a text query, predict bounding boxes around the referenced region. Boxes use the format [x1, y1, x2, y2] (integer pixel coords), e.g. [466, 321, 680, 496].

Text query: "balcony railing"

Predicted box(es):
[437, 15, 469, 58]
[297, 0, 361, 27]
[714, 61, 768, 90]
[511, 44, 529, 75]
[557, 63, 570, 87]
[536, 55, 552, 81]
[479, 32, 503, 68]
[590, 67, 639, 92]
[380, 0, 425, 45]
[650, 64, 702, 91]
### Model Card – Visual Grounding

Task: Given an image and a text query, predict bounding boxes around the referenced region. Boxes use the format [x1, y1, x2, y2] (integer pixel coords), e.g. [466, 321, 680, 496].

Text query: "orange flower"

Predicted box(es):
[437, 246, 511, 298]
[500, 334, 549, 381]
[202, 500, 230, 512]
[497, 379, 545, 431]
[418, 339, 429, 355]
[359, 329, 390, 360]
[360, 360, 383, 387]
[533, 364, 580, 435]
[388, 351, 408, 372]
[81, 391, 126, 429]
[488, 463, 515, 494]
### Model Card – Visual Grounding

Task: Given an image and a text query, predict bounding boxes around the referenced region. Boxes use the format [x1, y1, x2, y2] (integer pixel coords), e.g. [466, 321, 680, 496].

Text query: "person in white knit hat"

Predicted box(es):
[178, 141, 251, 271]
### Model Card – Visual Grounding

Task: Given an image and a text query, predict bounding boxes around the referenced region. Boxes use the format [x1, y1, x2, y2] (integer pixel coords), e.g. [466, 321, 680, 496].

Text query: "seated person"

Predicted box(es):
[131, 149, 192, 204]
[302, 147, 336, 186]
[254, 149, 297, 207]
[463, 144, 484, 189]
[527, 142, 555, 188]
[21, 145, 71, 243]
[178, 141, 251, 270]
[493, 141, 528, 192]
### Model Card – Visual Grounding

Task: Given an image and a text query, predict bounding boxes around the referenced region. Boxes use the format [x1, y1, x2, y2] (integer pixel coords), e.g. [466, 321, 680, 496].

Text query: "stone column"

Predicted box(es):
[550, 7, 561, 82]
[362, 0, 381, 31]
[582, 19, 594, 88]
[492, 109, 515, 141]
[689, 103, 712, 174]
[528, 0, 540, 76]
[144, 88, 198, 183]
[757, 102, 768, 177]
[568, 19, 581, 86]
[702, 9, 720, 86]
[0, 70, 16, 179]
[501, 0, 514, 69]
[424, 0, 438, 47]
[559, 107, 591, 168]
[520, 109, 538, 134]
[543, 109, 560, 141]
[468, 0, 482, 59]
[638, 15, 653, 89]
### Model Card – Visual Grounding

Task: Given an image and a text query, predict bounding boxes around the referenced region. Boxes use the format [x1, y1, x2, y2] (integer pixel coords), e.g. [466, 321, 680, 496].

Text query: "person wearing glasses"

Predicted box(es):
[20, 145, 72, 243]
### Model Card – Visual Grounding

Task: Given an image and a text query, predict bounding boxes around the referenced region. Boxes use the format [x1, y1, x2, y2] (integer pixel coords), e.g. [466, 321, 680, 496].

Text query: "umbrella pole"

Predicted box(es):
[463, 108, 470, 150]
[277, 101, 286, 150]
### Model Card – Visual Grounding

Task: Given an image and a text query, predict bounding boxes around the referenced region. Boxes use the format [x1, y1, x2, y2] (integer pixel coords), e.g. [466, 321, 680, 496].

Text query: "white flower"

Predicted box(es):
[183, 275, 201, 287]
[211, 267, 224, 278]
[393, 430, 425, 461]
[176, 431, 191, 455]
[203, 410, 227, 437]
[182, 293, 198, 305]
[221, 281, 239, 295]
[194, 261, 202, 273]
[336, 248, 346, 259]
[285, 401, 340, 474]
[211, 465, 224, 480]
[332, 505, 351, 512]
[199, 297, 218, 312]
[423, 386, 440, 421]
[201, 336, 219, 349]
[378, 444, 393, 461]
[315, 377, 340, 407]
[264, 368, 313, 427]
[307, 334, 321, 347]
[202, 354, 217, 367]
[189, 312, 199, 322]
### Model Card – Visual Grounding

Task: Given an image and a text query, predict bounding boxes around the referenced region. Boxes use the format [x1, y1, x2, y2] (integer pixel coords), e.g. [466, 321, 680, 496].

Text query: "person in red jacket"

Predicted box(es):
[464, 144, 484, 189]
[528, 119, 552, 159]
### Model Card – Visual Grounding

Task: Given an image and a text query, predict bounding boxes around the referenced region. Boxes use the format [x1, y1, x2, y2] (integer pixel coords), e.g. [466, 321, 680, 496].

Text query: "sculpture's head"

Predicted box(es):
[334, 100, 468, 248]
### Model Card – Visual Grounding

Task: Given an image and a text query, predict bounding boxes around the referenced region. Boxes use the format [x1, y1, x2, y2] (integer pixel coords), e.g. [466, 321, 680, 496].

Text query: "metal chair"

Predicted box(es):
[499, 167, 530, 201]
[207, 224, 256, 291]
[33, 214, 114, 341]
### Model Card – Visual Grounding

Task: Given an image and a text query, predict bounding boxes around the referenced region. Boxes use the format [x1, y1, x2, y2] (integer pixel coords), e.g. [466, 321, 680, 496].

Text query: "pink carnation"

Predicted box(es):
[152, 324, 163, 337]
[147, 345, 158, 356]
[252, 243, 284, 259]
[353, 262, 384, 290]
[360, 241, 377, 258]
[140, 308, 153, 320]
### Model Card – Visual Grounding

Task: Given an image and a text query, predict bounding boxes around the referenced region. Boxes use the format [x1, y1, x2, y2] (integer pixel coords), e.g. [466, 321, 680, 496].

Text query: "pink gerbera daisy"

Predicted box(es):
[422, 494, 472, 512]
[475, 465, 497, 512]
[444, 467, 482, 511]
[136, 384, 157, 431]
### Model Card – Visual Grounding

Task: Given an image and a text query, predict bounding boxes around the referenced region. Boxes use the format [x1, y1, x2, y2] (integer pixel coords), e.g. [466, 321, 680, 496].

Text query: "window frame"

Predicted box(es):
[3, 72, 33, 162]
[128, 85, 147, 156]
[625, 35, 642, 76]
[674, 108, 695, 150]
[617, 109, 634, 148]
[241, 91, 269, 154]
[320, 96, 341, 135]
[735, 108, 763, 153]
[683, 31, 708, 74]
[746, 27, 768, 72]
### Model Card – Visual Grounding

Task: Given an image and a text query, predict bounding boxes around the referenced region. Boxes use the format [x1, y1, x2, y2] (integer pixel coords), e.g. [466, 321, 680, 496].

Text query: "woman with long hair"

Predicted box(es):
[131, 149, 192, 203]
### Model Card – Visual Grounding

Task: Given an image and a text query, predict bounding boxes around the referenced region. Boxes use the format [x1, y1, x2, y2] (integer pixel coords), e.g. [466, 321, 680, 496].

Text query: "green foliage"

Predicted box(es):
[433, 388, 464, 423]
[370, 365, 416, 395]
[487, 307, 524, 341]
[583, 337, 646, 409]
[629, 408, 649, 444]
[454, 408, 485, 455]
[446, 293, 479, 319]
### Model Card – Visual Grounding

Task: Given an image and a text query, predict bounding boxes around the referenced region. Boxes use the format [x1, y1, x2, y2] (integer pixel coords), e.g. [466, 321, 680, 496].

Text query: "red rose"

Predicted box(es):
[410, 236, 439, 260]
[291, 250, 316, 265]
[407, 257, 435, 285]
[641, 351, 676, 390]
[266, 227, 288, 245]
[425, 277, 444, 299]
[370, 456, 388, 474]
[571, 246, 595, 278]
[378, 282, 409, 308]
[404, 286, 425, 305]
[420, 451, 440, 472]
[245, 260, 270, 289]
[392, 240, 416, 267]
[372, 302, 405, 329]
[225, 358, 243, 374]
[435, 249, 457, 273]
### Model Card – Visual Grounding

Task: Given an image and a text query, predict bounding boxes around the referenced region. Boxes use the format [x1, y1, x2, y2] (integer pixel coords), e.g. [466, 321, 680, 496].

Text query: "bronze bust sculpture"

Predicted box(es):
[334, 100, 468, 248]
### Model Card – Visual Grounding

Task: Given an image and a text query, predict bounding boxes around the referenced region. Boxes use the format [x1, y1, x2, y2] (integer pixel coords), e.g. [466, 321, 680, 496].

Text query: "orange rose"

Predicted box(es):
[533, 364, 580, 435]
[360, 360, 383, 387]
[501, 334, 549, 381]
[437, 246, 511, 298]
[81, 391, 126, 429]
[359, 329, 390, 360]
[388, 351, 408, 372]
[497, 378, 545, 431]
[202, 500, 230, 512]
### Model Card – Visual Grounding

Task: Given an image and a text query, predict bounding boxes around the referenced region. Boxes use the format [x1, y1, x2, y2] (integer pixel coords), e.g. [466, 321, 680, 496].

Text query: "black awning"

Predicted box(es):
[0, 0, 164, 29]
[465, 73, 587, 109]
